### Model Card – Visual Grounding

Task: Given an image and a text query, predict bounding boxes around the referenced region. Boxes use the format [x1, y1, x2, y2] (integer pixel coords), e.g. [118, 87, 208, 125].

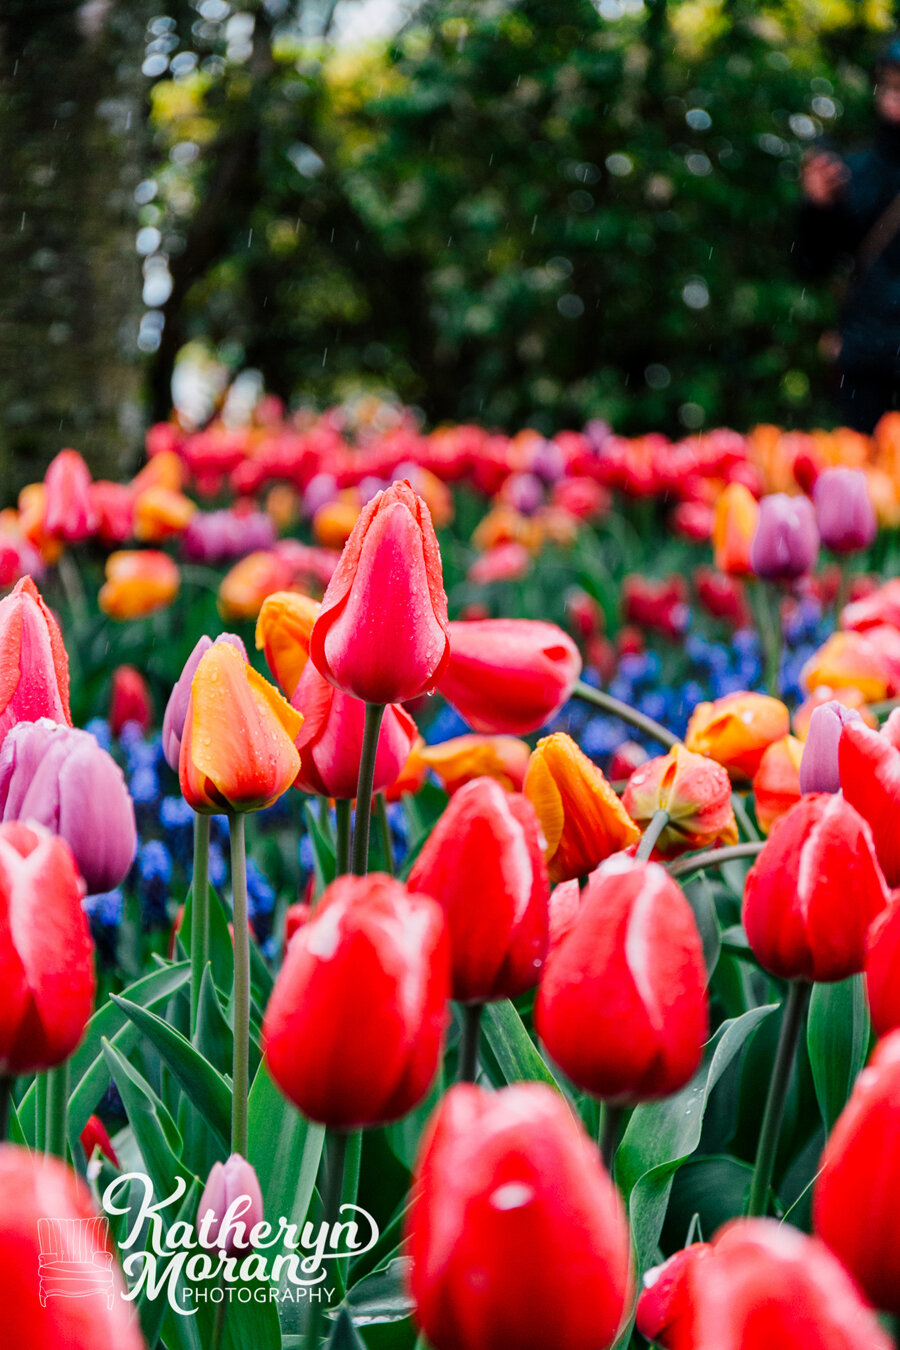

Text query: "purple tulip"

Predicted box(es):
[750, 493, 819, 581]
[529, 438, 566, 485]
[799, 700, 863, 795]
[197, 1154, 264, 1255]
[0, 718, 137, 893]
[302, 473, 338, 519]
[162, 633, 248, 772]
[182, 510, 275, 564]
[813, 467, 877, 554]
[504, 472, 544, 515]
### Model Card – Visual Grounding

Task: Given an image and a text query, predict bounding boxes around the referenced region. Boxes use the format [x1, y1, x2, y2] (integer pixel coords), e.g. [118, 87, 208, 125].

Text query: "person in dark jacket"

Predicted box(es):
[798, 37, 900, 432]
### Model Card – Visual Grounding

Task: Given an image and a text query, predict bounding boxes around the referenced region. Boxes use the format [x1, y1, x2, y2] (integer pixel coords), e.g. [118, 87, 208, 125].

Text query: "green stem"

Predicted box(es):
[751, 579, 782, 698]
[375, 794, 394, 876]
[599, 1102, 624, 1175]
[458, 1004, 483, 1084]
[36, 1073, 47, 1155]
[191, 812, 211, 1037]
[747, 980, 810, 1217]
[352, 703, 385, 876]
[305, 1131, 349, 1350]
[335, 799, 352, 878]
[668, 841, 765, 879]
[731, 791, 760, 842]
[229, 812, 250, 1158]
[573, 681, 678, 749]
[210, 1289, 227, 1350]
[45, 1060, 69, 1159]
[0, 1076, 11, 1142]
[636, 809, 669, 862]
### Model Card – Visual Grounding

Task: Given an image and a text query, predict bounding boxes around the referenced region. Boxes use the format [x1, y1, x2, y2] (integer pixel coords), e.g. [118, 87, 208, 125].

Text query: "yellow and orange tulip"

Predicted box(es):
[98, 550, 180, 620]
[255, 591, 320, 699]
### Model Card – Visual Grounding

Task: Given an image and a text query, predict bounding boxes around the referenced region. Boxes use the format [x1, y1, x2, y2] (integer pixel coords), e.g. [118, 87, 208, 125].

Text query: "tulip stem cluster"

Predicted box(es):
[636, 809, 670, 862]
[305, 1130, 350, 1350]
[352, 704, 386, 875]
[229, 812, 250, 1158]
[573, 680, 679, 750]
[45, 1061, 69, 1160]
[747, 979, 810, 1218]
[668, 841, 765, 879]
[458, 1004, 483, 1084]
[190, 812, 211, 1033]
[335, 799, 352, 878]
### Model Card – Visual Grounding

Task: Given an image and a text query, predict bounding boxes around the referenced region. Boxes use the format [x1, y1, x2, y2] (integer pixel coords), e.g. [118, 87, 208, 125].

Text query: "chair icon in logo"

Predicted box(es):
[37, 1216, 115, 1309]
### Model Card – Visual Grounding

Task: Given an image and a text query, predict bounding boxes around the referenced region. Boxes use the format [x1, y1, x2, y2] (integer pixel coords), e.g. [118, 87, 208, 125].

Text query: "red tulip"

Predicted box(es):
[109, 665, 153, 737]
[309, 481, 450, 703]
[0, 576, 71, 747]
[0, 1144, 144, 1349]
[641, 1219, 890, 1349]
[622, 575, 689, 638]
[438, 618, 581, 734]
[407, 777, 549, 1002]
[0, 822, 93, 1074]
[89, 481, 134, 545]
[43, 449, 98, 543]
[406, 1083, 633, 1350]
[839, 710, 900, 885]
[262, 874, 449, 1128]
[743, 794, 888, 983]
[291, 660, 416, 799]
[536, 856, 707, 1102]
[865, 898, 900, 1036]
[80, 1115, 119, 1167]
[814, 1030, 900, 1314]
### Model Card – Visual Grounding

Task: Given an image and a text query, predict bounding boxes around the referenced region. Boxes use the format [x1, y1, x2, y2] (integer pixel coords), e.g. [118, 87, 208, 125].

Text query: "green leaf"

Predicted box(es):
[111, 994, 233, 1150]
[480, 1000, 563, 1092]
[617, 1003, 778, 1276]
[100, 1038, 191, 1200]
[326, 1307, 368, 1349]
[196, 963, 233, 1076]
[345, 1258, 414, 1325]
[247, 1060, 325, 1253]
[303, 800, 337, 893]
[808, 974, 871, 1132]
[683, 875, 721, 979]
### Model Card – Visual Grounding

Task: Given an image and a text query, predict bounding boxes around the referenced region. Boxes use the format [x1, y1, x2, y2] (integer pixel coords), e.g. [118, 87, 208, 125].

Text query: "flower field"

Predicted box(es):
[4, 395, 900, 1348]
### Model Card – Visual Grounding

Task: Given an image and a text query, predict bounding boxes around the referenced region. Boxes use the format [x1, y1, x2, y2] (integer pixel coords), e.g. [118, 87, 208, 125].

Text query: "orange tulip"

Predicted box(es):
[383, 737, 429, 801]
[419, 734, 531, 795]
[98, 550, 180, 619]
[685, 691, 790, 783]
[800, 631, 894, 703]
[133, 485, 196, 541]
[312, 495, 361, 550]
[793, 685, 877, 739]
[712, 483, 759, 576]
[524, 732, 640, 884]
[17, 483, 62, 564]
[179, 642, 302, 813]
[752, 734, 804, 835]
[130, 447, 184, 495]
[255, 591, 320, 698]
[218, 550, 295, 621]
[622, 744, 738, 856]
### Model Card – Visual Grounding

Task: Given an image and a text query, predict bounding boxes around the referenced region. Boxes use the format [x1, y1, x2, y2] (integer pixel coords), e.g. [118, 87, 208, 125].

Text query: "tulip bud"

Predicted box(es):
[814, 1031, 900, 1315]
[752, 734, 804, 834]
[536, 855, 708, 1102]
[743, 794, 888, 982]
[622, 744, 737, 857]
[98, 549, 180, 620]
[263, 874, 449, 1128]
[291, 660, 417, 799]
[0, 1144, 144, 1348]
[0, 576, 71, 747]
[80, 1114, 119, 1167]
[0, 822, 93, 1075]
[90, 480, 134, 545]
[179, 644, 302, 814]
[0, 719, 137, 893]
[865, 899, 900, 1037]
[407, 777, 549, 1002]
[254, 591, 320, 699]
[438, 618, 582, 735]
[750, 492, 819, 580]
[418, 734, 531, 795]
[524, 733, 640, 883]
[161, 632, 248, 772]
[798, 701, 862, 795]
[685, 691, 790, 782]
[218, 550, 296, 621]
[406, 1083, 633, 1350]
[712, 483, 759, 576]
[813, 466, 877, 554]
[133, 486, 196, 542]
[109, 665, 153, 738]
[43, 448, 98, 543]
[644, 1219, 891, 1350]
[839, 710, 900, 885]
[197, 1154, 264, 1256]
[309, 481, 450, 704]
